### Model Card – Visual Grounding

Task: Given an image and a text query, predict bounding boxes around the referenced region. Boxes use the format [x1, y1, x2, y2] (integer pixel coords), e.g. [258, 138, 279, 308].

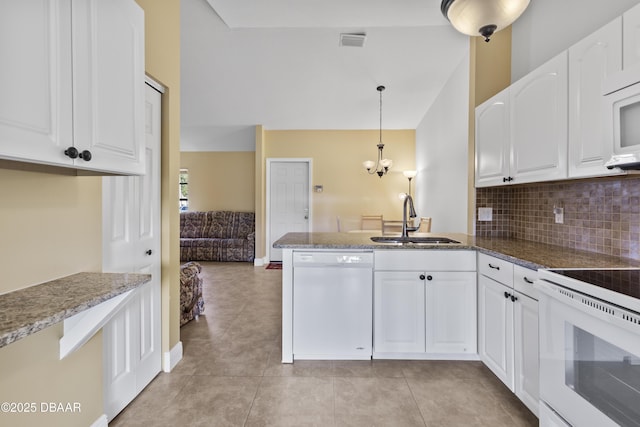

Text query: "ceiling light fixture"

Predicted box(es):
[440, 0, 530, 42]
[363, 85, 392, 178]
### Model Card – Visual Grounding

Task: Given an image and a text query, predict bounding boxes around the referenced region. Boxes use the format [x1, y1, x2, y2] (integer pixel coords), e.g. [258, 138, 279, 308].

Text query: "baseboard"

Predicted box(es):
[90, 414, 108, 427]
[163, 341, 183, 372]
[254, 257, 267, 267]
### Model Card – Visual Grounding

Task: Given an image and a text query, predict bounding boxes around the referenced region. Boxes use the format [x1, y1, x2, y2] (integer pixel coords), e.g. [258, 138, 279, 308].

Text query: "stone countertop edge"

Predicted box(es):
[0, 272, 152, 349]
[273, 232, 640, 270]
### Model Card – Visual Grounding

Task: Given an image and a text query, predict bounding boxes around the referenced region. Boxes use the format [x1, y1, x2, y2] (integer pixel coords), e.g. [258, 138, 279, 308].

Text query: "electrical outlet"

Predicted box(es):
[478, 207, 492, 221]
[554, 207, 564, 224]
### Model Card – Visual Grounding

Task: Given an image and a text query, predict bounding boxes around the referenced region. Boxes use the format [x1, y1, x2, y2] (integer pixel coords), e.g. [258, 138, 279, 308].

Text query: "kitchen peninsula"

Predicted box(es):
[275, 231, 640, 363]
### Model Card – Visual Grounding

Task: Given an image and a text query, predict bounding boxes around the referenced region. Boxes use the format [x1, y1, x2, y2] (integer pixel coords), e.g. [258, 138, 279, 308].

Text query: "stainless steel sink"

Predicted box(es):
[370, 236, 461, 244]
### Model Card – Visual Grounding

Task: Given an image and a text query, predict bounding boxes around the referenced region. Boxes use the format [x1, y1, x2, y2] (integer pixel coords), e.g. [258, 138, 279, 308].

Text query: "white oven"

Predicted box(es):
[536, 269, 640, 427]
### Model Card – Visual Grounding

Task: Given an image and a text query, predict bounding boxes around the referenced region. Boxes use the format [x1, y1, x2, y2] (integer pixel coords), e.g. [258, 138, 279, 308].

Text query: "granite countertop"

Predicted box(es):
[273, 232, 640, 270]
[0, 272, 151, 348]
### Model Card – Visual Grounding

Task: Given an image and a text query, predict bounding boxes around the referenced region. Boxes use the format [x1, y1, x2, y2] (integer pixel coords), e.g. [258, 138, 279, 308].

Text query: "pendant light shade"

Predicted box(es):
[441, 0, 530, 42]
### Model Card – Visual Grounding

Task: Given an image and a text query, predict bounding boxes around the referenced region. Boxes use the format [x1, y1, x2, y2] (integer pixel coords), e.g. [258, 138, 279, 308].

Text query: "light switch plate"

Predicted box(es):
[478, 207, 492, 221]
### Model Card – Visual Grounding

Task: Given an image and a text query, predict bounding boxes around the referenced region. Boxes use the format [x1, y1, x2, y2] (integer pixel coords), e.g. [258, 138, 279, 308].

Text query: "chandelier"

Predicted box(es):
[363, 85, 392, 177]
[441, 0, 530, 42]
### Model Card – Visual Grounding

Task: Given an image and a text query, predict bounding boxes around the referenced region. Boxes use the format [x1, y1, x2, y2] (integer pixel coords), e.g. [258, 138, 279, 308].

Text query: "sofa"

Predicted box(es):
[180, 261, 205, 326]
[180, 211, 255, 262]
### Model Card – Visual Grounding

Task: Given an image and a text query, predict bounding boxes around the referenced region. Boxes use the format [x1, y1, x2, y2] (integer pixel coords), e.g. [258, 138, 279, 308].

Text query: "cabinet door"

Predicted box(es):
[510, 52, 568, 184]
[569, 18, 623, 178]
[475, 90, 510, 187]
[0, 0, 73, 167]
[478, 275, 514, 390]
[425, 272, 476, 354]
[623, 2, 640, 69]
[72, 0, 145, 174]
[514, 292, 539, 417]
[374, 272, 425, 353]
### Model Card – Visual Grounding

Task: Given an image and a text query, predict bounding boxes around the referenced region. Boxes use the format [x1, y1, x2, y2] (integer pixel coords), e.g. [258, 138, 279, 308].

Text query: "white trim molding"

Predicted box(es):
[163, 341, 183, 372]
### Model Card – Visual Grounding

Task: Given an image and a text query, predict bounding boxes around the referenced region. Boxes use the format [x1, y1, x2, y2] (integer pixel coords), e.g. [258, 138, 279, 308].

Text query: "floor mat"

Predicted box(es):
[265, 262, 282, 270]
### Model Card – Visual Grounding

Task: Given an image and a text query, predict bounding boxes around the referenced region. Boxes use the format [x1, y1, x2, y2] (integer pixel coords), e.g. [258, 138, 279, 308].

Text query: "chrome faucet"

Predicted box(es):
[401, 194, 419, 237]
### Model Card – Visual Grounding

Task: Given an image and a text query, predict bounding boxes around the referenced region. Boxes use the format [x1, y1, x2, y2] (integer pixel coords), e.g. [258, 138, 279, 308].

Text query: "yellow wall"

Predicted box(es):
[0, 1, 180, 425]
[181, 152, 256, 212]
[256, 129, 415, 258]
[135, 0, 182, 359]
[0, 162, 103, 425]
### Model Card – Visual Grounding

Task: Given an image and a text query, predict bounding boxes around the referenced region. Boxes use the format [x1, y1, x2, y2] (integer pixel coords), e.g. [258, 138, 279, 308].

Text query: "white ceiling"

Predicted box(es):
[180, 0, 470, 150]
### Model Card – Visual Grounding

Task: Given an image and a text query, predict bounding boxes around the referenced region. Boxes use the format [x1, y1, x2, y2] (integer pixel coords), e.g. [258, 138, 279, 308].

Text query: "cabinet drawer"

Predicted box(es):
[514, 265, 538, 300]
[374, 250, 476, 271]
[478, 253, 514, 286]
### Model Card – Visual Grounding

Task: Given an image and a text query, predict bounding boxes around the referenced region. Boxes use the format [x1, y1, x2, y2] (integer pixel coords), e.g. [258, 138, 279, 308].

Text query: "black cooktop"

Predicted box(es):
[551, 269, 640, 300]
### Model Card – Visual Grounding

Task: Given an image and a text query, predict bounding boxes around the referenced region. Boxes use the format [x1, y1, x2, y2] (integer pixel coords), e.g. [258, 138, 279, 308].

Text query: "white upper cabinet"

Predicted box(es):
[509, 51, 568, 185]
[623, 2, 640, 69]
[476, 52, 568, 187]
[72, 0, 145, 175]
[568, 18, 623, 178]
[475, 89, 511, 187]
[0, 0, 74, 167]
[0, 0, 145, 175]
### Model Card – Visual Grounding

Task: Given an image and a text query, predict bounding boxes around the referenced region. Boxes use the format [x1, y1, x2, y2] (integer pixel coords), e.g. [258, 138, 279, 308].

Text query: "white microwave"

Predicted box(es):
[604, 63, 640, 170]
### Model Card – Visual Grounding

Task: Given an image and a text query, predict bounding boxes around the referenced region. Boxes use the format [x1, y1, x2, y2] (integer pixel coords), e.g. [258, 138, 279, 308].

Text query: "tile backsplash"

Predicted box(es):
[476, 176, 640, 260]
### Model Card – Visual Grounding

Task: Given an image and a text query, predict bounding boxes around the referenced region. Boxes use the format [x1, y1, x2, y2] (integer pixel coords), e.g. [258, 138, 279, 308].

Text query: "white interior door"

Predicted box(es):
[268, 160, 310, 262]
[103, 83, 162, 421]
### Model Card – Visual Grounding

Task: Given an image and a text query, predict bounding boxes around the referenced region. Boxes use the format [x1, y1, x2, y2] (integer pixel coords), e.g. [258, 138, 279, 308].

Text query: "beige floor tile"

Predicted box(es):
[161, 376, 261, 426]
[245, 376, 335, 426]
[109, 372, 190, 426]
[334, 377, 426, 426]
[111, 262, 539, 427]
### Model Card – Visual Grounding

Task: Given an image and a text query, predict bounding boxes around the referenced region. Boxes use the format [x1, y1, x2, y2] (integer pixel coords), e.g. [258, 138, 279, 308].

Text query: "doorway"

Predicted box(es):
[266, 159, 312, 262]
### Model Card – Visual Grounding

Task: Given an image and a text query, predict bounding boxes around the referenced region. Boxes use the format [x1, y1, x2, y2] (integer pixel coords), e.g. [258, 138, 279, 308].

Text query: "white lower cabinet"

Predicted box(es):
[373, 250, 477, 358]
[478, 253, 539, 416]
[478, 274, 514, 386]
[374, 271, 425, 353]
[514, 288, 539, 415]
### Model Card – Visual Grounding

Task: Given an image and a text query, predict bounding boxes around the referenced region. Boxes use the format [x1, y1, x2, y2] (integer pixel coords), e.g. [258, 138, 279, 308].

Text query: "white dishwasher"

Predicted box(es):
[293, 251, 373, 360]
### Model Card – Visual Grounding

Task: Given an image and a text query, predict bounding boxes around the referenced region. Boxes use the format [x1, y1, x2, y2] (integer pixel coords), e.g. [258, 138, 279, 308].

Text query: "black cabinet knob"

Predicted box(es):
[79, 150, 92, 161]
[503, 177, 509, 182]
[146, 249, 153, 256]
[504, 291, 511, 299]
[426, 275, 433, 281]
[64, 147, 79, 159]
[419, 274, 426, 280]
[511, 294, 518, 302]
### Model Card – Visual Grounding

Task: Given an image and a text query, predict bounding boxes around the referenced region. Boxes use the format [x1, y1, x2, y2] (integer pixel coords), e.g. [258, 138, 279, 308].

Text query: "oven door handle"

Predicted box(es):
[536, 279, 640, 336]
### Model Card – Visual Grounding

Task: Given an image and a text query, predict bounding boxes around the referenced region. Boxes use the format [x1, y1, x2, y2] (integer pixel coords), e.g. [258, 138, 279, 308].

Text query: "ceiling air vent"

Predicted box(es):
[340, 33, 366, 48]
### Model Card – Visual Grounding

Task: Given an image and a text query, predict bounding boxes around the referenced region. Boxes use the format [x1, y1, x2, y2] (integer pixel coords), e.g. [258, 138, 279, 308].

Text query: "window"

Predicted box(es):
[179, 169, 189, 211]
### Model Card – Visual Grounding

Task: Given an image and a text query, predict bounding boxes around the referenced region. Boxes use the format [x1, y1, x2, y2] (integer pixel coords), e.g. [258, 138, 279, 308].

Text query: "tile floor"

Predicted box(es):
[110, 262, 538, 426]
